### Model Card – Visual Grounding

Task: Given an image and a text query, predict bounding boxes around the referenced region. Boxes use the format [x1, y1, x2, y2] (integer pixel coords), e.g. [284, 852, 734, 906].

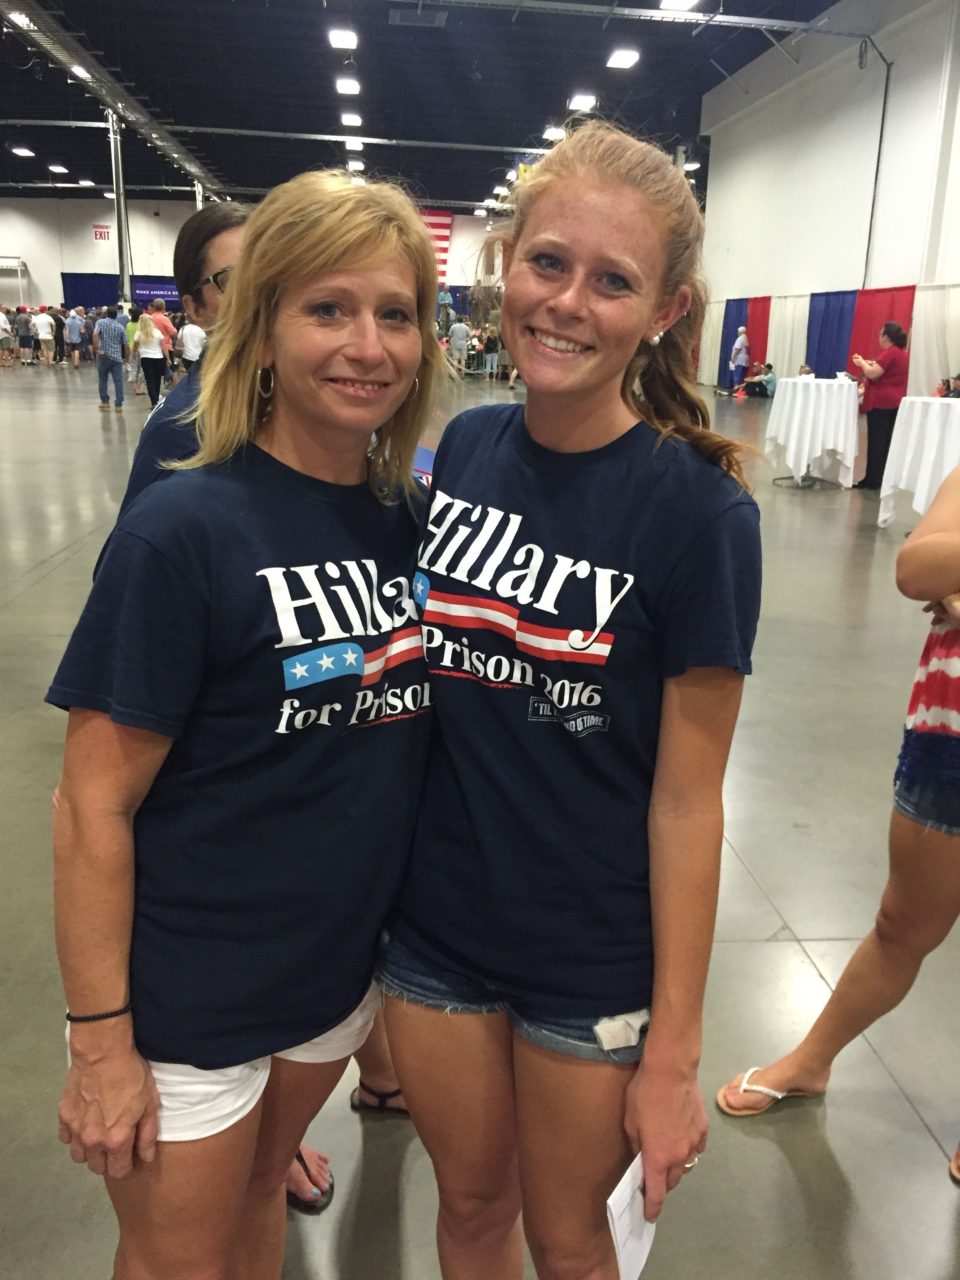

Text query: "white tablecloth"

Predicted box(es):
[764, 377, 861, 486]
[878, 396, 960, 528]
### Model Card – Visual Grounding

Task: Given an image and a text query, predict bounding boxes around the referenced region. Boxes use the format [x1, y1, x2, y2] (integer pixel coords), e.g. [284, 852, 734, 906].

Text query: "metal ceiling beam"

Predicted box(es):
[0, 0, 224, 191]
[388, 0, 877, 40]
[169, 125, 549, 157]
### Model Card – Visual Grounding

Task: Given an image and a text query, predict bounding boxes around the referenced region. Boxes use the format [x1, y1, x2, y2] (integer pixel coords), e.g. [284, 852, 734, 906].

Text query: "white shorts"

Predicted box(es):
[68, 984, 381, 1143]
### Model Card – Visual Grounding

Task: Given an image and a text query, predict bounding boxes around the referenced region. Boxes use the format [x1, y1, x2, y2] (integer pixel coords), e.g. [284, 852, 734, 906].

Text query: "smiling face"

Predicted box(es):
[262, 253, 422, 449]
[501, 180, 689, 430]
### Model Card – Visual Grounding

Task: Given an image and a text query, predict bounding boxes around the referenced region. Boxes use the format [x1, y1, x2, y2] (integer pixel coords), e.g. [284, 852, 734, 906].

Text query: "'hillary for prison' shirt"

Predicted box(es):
[392, 404, 761, 1016]
[47, 445, 430, 1068]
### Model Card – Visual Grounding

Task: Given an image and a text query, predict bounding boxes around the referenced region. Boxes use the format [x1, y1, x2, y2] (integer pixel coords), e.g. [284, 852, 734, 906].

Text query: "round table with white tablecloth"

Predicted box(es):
[878, 396, 960, 528]
[763, 377, 862, 487]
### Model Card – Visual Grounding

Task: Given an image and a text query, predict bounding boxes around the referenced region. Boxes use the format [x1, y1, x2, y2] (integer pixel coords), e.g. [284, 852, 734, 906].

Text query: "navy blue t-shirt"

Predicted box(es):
[48, 445, 431, 1068]
[119, 359, 203, 516]
[392, 404, 761, 1017]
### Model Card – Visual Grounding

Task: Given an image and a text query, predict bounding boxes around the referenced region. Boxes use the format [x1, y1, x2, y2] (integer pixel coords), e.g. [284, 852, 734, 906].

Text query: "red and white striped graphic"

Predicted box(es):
[423, 590, 613, 666]
[421, 209, 452, 284]
[361, 625, 425, 687]
[905, 624, 960, 735]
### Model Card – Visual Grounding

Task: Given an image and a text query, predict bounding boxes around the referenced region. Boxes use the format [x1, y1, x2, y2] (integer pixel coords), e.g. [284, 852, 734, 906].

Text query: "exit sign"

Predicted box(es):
[93, 223, 111, 241]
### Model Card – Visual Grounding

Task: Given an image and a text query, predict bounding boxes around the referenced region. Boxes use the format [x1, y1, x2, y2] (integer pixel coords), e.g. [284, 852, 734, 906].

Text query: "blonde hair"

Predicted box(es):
[136, 314, 158, 344]
[499, 120, 747, 487]
[177, 169, 446, 500]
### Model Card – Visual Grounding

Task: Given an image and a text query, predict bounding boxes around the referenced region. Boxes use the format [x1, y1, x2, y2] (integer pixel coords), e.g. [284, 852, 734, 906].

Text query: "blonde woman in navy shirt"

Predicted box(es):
[379, 121, 762, 1279]
[47, 171, 444, 1280]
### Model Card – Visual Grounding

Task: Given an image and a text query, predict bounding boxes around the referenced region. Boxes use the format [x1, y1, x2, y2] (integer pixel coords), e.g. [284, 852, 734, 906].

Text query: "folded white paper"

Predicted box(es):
[606, 1153, 656, 1279]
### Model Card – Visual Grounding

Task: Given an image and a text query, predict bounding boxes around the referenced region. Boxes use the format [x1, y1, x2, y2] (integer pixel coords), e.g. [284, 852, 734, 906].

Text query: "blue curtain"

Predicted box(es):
[805, 291, 857, 378]
[61, 272, 119, 309]
[718, 298, 748, 387]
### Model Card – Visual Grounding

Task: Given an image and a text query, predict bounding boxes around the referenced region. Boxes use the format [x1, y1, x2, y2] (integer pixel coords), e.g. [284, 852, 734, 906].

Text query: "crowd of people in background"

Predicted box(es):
[0, 299, 206, 410]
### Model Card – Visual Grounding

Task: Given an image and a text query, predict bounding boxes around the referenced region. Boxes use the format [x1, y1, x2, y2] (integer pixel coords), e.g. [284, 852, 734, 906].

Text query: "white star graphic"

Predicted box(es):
[318, 653, 336, 671]
[343, 648, 359, 667]
[291, 662, 310, 680]
[414, 579, 425, 599]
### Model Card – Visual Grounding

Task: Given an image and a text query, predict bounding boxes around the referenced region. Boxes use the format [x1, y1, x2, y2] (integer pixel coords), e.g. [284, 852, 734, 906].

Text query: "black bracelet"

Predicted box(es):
[65, 1002, 132, 1024]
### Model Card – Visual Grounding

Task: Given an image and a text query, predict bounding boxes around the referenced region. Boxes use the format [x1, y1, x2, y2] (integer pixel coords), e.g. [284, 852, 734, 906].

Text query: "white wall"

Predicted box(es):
[0, 198, 196, 305]
[701, 0, 960, 299]
[446, 214, 501, 287]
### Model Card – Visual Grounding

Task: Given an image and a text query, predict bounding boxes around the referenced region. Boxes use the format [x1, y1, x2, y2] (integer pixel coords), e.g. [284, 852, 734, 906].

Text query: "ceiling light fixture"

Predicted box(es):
[506, 169, 517, 182]
[49, 164, 68, 174]
[336, 77, 361, 95]
[347, 159, 365, 172]
[543, 126, 566, 142]
[78, 179, 95, 187]
[104, 191, 116, 199]
[567, 93, 597, 112]
[607, 49, 639, 69]
[341, 112, 362, 127]
[328, 28, 358, 49]
[483, 197, 498, 207]
[11, 146, 34, 157]
[70, 64, 92, 80]
[344, 138, 363, 152]
[352, 177, 366, 186]
[8, 12, 37, 30]
[684, 160, 701, 171]
[473, 208, 486, 217]
[493, 186, 508, 196]
[660, 0, 700, 10]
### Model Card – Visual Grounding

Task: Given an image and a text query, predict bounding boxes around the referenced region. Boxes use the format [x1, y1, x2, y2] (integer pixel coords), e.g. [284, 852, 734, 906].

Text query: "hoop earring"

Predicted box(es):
[650, 331, 664, 347]
[405, 376, 420, 402]
[258, 366, 275, 398]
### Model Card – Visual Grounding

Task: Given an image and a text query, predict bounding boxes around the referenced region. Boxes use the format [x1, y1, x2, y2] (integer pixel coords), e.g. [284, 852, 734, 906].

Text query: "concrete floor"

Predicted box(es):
[1, 361, 958, 1279]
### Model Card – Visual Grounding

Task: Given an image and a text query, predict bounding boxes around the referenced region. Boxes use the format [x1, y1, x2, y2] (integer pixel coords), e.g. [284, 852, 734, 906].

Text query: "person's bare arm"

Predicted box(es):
[55, 708, 173, 1178]
[896, 467, 960, 602]
[624, 667, 744, 1221]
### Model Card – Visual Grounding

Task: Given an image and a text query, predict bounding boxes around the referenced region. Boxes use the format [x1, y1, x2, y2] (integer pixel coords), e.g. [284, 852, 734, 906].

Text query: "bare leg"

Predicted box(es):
[720, 810, 960, 1111]
[106, 1095, 263, 1280]
[384, 998, 523, 1280]
[352, 1007, 407, 1110]
[515, 1036, 634, 1280]
[232, 1056, 350, 1280]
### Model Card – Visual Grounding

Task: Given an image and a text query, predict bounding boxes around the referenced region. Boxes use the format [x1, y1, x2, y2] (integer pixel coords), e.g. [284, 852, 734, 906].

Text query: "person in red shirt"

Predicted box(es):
[147, 298, 178, 382]
[852, 321, 909, 490]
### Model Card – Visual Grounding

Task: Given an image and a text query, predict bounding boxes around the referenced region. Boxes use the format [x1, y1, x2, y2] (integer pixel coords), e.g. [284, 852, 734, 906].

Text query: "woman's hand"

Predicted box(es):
[58, 1040, 159, 1179]
[623, 1057, 707, 1223]
[923, 592, 960, 627]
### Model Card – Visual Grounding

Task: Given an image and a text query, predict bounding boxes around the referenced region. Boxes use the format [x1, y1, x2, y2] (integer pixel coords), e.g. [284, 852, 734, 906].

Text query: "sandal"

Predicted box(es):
[285, 1148, 335, 1215]
[715, 1067, 823, 1118]
[349, 1079, 410, 1118]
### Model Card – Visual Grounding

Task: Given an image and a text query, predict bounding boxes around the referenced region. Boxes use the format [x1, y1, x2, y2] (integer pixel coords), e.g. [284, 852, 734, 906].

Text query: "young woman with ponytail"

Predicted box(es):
[379, 120, 762, 1279]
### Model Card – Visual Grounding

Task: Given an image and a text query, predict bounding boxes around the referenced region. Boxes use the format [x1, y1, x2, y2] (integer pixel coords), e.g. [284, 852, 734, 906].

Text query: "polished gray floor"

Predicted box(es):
[1, 362, 957, 1280]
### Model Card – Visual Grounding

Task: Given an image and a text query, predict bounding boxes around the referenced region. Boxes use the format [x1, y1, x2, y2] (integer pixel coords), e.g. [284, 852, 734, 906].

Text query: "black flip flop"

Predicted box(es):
[286, 1148, 335, 1215]
[349, 1079, 410, 1118]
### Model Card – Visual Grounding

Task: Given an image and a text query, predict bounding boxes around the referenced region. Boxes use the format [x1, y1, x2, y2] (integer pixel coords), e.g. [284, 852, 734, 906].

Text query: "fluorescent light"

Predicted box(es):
[347, 159, 365, 172]
[344, 138, 363, 152]
[493, 185, 508, 196]
[328, 28, 358, 49]
[78, 179, 95, 187]
[49, 164, 69, 174]
[352, 177, 366, 186]
[11, 146, 34, 157]
[70, 64, 92, 81]
[336, 77, 361, 95]
[684, 161, 701, 171]
[341, 112, 362, 127]
[607, 49, 639, 69]
[506, 169, 517, 182]
[568, 93, 596, 112]
[104, 191, 116, 199]
[543, 125, 566, 142]
[473, 209, 486, 217]
[8, 12, 37, 30]
[660, 0, 699, 9]
[483, 198, 498, 208]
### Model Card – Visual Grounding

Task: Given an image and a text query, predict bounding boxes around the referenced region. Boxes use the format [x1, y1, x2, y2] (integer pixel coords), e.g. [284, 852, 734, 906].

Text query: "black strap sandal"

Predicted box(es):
[349, 1079, 411, 1118]
[286, 1148, 335, 1215]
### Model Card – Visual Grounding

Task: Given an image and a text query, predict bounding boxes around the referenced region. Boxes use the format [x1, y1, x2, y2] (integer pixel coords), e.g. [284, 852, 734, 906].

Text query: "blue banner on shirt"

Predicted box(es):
[413, 572, 430, 612]
[283, 643, 364, 691]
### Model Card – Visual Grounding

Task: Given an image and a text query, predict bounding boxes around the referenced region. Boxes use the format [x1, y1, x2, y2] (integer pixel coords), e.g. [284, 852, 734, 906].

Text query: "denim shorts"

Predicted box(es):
[893, 776, 960, 837]
[377, 933, 648, 1065]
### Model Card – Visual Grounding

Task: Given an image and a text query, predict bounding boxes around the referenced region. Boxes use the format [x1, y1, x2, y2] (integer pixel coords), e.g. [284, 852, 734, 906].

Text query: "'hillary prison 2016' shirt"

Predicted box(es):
[47, 445, 431, 1069]
[392, 404, 762, 1017]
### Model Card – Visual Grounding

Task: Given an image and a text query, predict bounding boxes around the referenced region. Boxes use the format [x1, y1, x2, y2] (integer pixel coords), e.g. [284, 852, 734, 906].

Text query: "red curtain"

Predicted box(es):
[746, 296, 771, 366]
[845, 286, 916, 376]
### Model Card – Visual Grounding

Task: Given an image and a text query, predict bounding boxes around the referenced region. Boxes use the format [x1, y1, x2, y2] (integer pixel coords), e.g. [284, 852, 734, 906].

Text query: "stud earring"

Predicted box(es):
[650, 331, 663, 347]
